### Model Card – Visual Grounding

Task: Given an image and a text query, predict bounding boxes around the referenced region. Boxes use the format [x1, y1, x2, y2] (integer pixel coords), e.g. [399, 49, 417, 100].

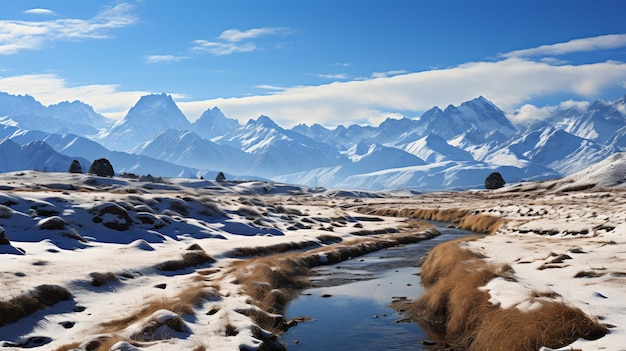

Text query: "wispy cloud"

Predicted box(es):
[371, 70, 409, 78]
[24, 8, 56, 16]
[0, 3, 137, 55]
[145, 54, 189, 64]
[192, 27, 291, 56]
[310, 73, 349, 80]
[255, 84, 287, 91]
[218, 27, 290, 42]
[0, 73, 155, 119]
[501, 33, 626, 58]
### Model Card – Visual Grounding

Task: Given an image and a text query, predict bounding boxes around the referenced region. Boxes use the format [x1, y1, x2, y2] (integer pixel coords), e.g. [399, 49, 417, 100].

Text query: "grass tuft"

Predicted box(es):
[407, 239, 607, 350]
[0, 284, 71, 326]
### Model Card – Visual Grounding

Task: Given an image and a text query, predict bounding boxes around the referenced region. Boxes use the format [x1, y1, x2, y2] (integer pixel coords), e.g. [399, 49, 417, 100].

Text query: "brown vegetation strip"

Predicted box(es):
[361, 207, 506, 234]
[0, 284, 71, 326]
[405, 237, 607, 350]
[230, 228, 439, 333]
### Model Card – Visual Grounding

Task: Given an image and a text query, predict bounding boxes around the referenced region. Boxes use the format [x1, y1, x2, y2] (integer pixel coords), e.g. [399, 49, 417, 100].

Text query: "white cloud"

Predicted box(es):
[177, 58, 626, 128]
[0, 74, 155, 119]
[218, 27, 290, 42]
[508, 104, 555, 124]
[192, 40, 256, 55]
[310, 73, 348, 80]
[502, 33, 626, 58]
[0, 3, 136, 55]
[145, 54, 188, 64]
[254, 84, 286, 91]
[371, 70, 409, 78]
[192, 27, 291, 56]
[24, 8, 56, 16]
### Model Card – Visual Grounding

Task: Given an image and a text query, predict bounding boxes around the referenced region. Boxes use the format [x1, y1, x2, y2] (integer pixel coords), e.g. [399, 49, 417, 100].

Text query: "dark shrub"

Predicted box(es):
[88, 158, 114, 177]
[485, 172, 505, 189]
[68, 160, 83, 174]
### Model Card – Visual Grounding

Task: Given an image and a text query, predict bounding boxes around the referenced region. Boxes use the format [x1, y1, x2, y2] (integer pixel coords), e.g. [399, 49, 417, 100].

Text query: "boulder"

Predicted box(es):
[0, 226, 9, 245]
[38, 216, 67, 230]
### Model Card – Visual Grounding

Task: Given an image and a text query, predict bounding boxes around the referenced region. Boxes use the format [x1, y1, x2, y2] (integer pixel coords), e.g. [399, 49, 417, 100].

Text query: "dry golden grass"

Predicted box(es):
[154, 247, 216, 271]
[457, 214, 507, 234]
[0, 284, 71, 326]
[364, 206, 506, 234]
[231, 240, 319, 257]
[408, 239, 607, 350]
[90, 272, 119, 287]
[231, 228, 439, 333]
[51, 342, 80, 351]
[100, 284, 219, 333]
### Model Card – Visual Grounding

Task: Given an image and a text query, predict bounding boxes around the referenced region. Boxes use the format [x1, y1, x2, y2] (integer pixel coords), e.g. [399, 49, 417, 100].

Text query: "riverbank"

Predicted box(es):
[358, 157, 626, 350]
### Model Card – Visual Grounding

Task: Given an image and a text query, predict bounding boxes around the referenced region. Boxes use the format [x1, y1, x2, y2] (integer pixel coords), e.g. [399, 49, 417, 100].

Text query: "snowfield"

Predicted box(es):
[1, 152, 626, 350]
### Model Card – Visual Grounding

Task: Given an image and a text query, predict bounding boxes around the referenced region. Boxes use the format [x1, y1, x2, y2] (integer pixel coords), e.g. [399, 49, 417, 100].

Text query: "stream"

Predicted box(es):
[282, 226, 471, 350]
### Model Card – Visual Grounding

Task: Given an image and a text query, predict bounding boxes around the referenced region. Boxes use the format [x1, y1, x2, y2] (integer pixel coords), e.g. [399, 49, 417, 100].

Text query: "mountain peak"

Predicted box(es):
[193, 106, 239, 139]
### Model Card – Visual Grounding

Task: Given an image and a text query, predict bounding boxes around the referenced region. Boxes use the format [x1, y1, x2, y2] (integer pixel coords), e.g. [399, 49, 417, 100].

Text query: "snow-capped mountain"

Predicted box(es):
[47, 100, 113, 135]
[96, 93, 192, 151]
[565, 97, 626, 144]
[130, 129, 251, 175]
[215, 115, 348, 178]
[2, 90, 626, 191]
[0, 92, 112, 136]
[192, 106, 240, 139]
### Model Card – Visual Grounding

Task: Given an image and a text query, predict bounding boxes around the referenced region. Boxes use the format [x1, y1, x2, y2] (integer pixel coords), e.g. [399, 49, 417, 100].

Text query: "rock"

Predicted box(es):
[215, 171, 226, 182]
[37, 216, 67, 230]
[88, 158, 114, 177]
[0, 205, 13, 218]
[90, 203, 133, 231]
[485, 172, 506, 189]
[0, 226, 9, 245]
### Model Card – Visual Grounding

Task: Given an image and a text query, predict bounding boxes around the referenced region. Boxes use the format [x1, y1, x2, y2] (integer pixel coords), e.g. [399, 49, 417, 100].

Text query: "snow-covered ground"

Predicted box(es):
[1, 152, 626, 350]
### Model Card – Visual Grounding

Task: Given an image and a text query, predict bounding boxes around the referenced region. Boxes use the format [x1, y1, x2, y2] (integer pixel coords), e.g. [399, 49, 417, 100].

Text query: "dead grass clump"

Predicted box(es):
[234, 257, 310, 316]
[155, 248, 216, 271]
[470, 301, 606, 351]
[130, 310, 189, 341]
[101, 284, 217, 333]
[197, 200, 228, 218]
[231, 240, 319, 257]
[235, 307, 286, 332]
[409, 239, 607, 350]
[237, 206, 262, 219]
[274, 205, 304, 216]
[418, 235, 485, 288]
[90, 272, 119, 287]
[457, 214, 507, 234]
[0, 284, 71, 326]
[51, 342, 81, 351]
[317, 234, 342, 244]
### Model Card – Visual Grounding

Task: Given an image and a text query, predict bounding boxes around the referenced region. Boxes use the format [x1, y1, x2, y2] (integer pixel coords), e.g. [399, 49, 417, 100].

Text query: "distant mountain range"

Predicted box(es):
[1, 90, 625, 191]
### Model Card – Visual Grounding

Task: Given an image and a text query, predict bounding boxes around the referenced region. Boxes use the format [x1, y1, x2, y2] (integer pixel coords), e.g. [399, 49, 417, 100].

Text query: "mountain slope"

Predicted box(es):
[192, 106, 240, 139]
[130, 129, 251, 175]
[97, 93, 192, 151]
[216, 116, 348, 177]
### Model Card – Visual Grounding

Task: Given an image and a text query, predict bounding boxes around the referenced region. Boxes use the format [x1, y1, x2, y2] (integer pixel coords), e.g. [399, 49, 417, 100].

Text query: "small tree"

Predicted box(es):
[88, 158, 114, 177]
[68, 160, 83, 174]
[485, 172, 505, 189]
[215, 172, 226, 182]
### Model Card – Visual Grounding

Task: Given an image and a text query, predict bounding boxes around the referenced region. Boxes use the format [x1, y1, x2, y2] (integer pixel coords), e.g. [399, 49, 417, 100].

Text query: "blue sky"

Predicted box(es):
[1, 0, 626, 127]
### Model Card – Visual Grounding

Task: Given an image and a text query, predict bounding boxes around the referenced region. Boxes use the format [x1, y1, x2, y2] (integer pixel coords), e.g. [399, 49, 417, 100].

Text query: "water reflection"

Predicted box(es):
[283, 227, 470, 350]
